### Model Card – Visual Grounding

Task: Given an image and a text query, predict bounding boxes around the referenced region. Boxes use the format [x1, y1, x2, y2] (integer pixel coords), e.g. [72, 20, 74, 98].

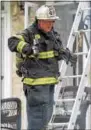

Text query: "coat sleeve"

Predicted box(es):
[8, 28, 32, 53]
[53, 31, 76, 64]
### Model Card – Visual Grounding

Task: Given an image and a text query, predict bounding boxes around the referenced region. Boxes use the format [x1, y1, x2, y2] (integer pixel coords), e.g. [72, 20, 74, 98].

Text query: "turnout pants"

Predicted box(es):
[23, 84, 55, 130]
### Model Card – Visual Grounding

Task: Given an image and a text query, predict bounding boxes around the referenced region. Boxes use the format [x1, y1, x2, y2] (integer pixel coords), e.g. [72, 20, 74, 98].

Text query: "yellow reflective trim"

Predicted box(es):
[17, 41, 26, 53]
[39, 51, 54, 58]
[35, 34, 41, 39]
[23, 77, 58, 86]
[16, 57, 23, 62]
[54, 51, 59, 56]
[28, 51, 55, 59]
[14, 35, 25, 41]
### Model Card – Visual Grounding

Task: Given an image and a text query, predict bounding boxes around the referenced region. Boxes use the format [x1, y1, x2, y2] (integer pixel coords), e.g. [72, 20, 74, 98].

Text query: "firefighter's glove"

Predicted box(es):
[16, 70, 22, 77]
[60, 48, 77, 66]
[59, 48, 71, 64]
[22, 44, 32, 55]
[69, 54, 77, 67]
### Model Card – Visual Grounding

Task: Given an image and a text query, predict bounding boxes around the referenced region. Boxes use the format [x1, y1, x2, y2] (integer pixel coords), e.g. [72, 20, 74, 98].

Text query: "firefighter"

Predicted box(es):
[8, 5, 77, 130]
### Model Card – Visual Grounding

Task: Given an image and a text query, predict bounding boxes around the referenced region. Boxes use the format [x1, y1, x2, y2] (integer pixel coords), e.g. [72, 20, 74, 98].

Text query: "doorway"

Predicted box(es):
[1, 1, 12, 98]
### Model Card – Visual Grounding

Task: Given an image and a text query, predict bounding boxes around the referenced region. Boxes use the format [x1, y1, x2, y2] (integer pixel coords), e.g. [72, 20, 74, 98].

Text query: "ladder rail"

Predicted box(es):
[68, 46, 91, 129]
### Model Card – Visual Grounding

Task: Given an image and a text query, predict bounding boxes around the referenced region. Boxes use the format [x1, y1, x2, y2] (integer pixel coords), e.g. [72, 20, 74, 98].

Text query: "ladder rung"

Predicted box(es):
[74, 52, 88, 55]
[55, 98, 75, 103]
[54, 110, 72, 115]
[60, 86, 78, 93]
[61, 75, 82, 79]
[82, 7, 91, 11]
[48, 122, 68, 127]
[74, 29, 91, 33]
[55, 110, 72, 113]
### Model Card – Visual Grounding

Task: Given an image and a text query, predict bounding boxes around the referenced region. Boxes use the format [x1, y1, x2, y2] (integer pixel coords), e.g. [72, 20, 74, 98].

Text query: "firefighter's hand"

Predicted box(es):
[16, 70, 22, 77]
[70, 54, 77, 66]
[22, 44, 32, 55]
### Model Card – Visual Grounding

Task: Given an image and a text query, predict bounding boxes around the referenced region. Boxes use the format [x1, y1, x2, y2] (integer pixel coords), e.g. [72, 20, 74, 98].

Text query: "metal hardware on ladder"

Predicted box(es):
[75, 29, 91, 48]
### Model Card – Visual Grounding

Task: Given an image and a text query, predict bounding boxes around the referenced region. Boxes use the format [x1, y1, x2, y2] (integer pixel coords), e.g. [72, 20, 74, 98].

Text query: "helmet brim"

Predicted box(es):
[54, 16, 60, 20]
[37, 16, 60, 20]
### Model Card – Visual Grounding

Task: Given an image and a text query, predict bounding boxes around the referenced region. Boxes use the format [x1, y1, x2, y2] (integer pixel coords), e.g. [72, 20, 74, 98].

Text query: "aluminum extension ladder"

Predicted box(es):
[48, 2, 91, 130]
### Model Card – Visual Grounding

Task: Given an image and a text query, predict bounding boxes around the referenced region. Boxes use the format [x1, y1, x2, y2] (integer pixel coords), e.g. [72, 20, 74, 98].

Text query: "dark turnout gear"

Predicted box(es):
[69, 53, 77, 66]
[51, 31, 77, 66]
[16, 70, 22, 77]
[22, 43, 33, 55]
[8, 23, 57, 85]
[8, 22, 76, 86]
[8, 20, 77, 130]
[59, 48, 77, 66]
[23, 84, 54, 130]
[16, 53, 24, 77]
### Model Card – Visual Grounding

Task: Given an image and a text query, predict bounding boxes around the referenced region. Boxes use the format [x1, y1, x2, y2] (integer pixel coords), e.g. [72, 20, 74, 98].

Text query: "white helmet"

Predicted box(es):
[36, 5, 59, 20]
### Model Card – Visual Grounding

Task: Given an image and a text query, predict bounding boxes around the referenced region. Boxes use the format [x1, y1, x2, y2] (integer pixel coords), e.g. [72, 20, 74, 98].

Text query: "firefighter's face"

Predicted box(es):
[38, 20, 55, 32]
